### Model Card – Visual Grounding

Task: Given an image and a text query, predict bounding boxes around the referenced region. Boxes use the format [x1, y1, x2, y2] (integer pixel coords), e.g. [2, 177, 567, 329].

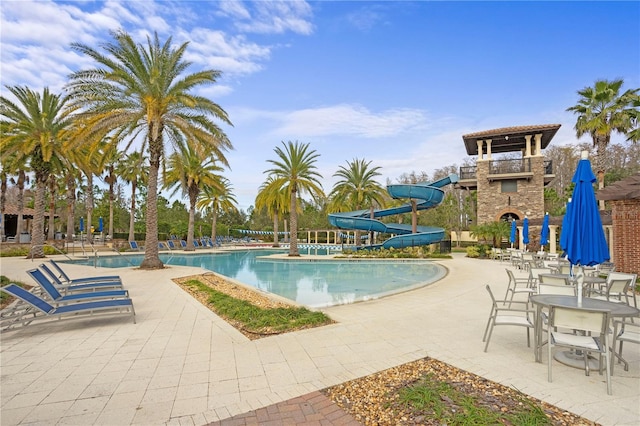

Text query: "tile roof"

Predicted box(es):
[596, 173, 640, 201]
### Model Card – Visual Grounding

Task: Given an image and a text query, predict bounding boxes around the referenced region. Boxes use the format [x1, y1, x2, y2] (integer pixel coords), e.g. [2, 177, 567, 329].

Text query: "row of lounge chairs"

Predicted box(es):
[128, 238, 223, 252]
[1, 260, 135, 331]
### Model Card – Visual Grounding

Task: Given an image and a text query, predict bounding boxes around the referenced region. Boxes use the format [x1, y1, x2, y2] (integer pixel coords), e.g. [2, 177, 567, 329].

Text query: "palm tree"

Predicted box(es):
[197, 177, 237, 244]
[66, 30, 232, 269]
[265, 141, 324, 256]
[329, 158, 385, 246]
[0, 86, 73, 258]
[118, 152, 148, 242]
[164, 144, 225, 251]
[255, 175, 289, 247]
[566, 79, 639, 208]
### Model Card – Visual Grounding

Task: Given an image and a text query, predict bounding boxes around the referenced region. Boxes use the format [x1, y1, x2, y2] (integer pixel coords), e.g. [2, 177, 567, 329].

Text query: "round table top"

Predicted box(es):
[530, 295, 640, 317]
[538, 273, 606, 284]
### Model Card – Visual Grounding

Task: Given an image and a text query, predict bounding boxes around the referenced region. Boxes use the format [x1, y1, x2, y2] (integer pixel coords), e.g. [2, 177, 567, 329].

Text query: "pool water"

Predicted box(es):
[66, 250, 446, 308]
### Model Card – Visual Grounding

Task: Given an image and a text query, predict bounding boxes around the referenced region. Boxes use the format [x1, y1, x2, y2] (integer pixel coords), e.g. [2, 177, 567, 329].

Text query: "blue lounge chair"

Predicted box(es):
[39, 263, 123, 294]
[28, 269, 130, 305]
[129, 241, 143, 251]
[166, 240, 177, 250]
[48, 260, 121, 285]
[179, 240, 187, 249]
[0, 284, 136, 327]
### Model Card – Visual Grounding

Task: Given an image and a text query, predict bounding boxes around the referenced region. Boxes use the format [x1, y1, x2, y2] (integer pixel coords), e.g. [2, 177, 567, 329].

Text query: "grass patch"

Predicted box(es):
[339, 246, 452, 259]
[397, 373, 551, 425]
[182, 279, 333, 336]
[0, 276, 31, 309]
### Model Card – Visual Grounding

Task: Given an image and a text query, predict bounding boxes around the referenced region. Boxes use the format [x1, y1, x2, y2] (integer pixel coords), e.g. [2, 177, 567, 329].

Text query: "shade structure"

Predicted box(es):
[522, 217, 529, 248]
[98, 217, 103, 232]
[79, 217, 84, 232]
[559, 198, 572, 252]
[540, 213, 550, 249]
[509, 219, 517, 247]
[564, 152, 610, 305]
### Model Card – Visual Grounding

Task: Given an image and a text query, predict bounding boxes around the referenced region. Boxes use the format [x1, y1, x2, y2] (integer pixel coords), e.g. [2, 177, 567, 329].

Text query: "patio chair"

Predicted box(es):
[611, 317, 640, 373]
[590, 276, 635, 306]
[538, 274, 570, 286]
[504, 268, 535, 305]
[28, 268, 130, 305]
[39, 263, 123, 294]
[547, 304, 612, 395]
[128, 241, 143, 251]
[166, 240, 177, 250]
[593, 272, 638, 308]
[528, 267, 551, 290]
[482, 285, 534, 352]
[48, 259, 121, 285]
[0, 284, 136, 327]
[179, 240, 187, 249]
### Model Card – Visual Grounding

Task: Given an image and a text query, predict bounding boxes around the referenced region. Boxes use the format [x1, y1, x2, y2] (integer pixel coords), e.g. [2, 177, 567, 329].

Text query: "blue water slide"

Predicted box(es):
[328, 174, 459, 249]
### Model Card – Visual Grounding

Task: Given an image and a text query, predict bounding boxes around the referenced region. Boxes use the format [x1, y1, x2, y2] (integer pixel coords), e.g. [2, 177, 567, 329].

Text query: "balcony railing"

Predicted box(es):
[459, 159, 553, 181]
[459, 166, 477, 180]
[489, 158, 531, 175]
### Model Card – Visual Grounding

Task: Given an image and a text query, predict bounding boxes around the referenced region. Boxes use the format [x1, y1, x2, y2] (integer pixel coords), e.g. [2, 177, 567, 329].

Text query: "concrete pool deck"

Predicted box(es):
[1, 252, 638, 425]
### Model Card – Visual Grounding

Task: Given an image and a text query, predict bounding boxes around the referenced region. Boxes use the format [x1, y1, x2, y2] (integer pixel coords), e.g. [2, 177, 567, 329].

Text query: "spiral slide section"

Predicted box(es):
[328, 174, 459, 249]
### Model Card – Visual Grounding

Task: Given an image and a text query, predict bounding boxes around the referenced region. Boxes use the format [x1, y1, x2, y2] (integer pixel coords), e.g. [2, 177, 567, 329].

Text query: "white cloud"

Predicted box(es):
[274, 104, 430, 138]
[231, 0, 314, 35]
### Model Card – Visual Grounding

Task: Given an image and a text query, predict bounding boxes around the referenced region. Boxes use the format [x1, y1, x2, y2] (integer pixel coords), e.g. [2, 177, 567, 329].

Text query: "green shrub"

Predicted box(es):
[466, 246, 480, 258]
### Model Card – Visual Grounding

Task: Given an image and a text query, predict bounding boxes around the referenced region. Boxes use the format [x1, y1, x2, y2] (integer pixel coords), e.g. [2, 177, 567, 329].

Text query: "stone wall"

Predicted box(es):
[476, 156, 546, 224]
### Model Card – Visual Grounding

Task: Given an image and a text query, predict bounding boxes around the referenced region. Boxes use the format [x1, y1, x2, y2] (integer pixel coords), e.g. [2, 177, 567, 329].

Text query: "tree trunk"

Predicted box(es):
[211, 209, 218, 242]
[65, 173, 75, 244]
[29, 173, 47, 258]
[411, 199, 418, 233]
[140, 136, 163, 269]
[47, 175, 56, 240]
[86, 173, 94, 245]
[129, 180, 137, 242]
[272, 211, 280, 247]
[16, 170, 25, 237]
[288, 188, 299, 256]
[185, 190, 196, 252]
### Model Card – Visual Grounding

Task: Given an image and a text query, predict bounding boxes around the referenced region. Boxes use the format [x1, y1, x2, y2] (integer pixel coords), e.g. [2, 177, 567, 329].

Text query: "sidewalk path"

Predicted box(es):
[1, 253, 638, 425]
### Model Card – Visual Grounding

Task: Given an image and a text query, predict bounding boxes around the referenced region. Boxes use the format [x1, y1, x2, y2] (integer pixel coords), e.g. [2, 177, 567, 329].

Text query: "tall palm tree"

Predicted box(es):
[566, 79, 639, 208]
[164, 144, 225, 251]
[265, 141, 324, 256]
[329, 158, 385, 246]
[255, 175, 289, 247]
[0, 86, 73, 258]
[118, 152, 148, 242]
[197, 177, 237, 244]
[66, 30, 232, 269]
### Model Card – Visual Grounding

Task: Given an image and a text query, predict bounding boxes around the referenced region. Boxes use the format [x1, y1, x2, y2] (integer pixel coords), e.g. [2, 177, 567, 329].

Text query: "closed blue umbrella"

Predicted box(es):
[79, 217, 84, 232]
[559, 198, 572, 252]
[540, 212, 550, 250]
[98, 217, 103, 233]
[509, 219, 517, 248]
[564, 151, 610, 305]
[522, 217, 529, 250]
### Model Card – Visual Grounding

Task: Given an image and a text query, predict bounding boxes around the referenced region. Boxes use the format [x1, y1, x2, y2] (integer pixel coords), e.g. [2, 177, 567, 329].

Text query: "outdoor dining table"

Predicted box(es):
[538, 273, 606, 294]
[529, 294, 640, 367]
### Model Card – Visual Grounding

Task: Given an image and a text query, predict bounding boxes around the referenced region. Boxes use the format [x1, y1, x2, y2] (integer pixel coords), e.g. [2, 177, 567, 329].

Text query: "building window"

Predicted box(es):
[501, 180, 517, 193]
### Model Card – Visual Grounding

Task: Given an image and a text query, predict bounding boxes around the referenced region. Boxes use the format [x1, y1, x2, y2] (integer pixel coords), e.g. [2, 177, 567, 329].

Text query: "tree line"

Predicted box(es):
[2, 28, 638, 265]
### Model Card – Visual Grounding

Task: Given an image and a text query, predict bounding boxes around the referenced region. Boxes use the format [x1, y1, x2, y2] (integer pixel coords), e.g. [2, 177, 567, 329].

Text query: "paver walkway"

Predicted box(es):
[206, 391, 359, 425]
[1, 252, 638, 425]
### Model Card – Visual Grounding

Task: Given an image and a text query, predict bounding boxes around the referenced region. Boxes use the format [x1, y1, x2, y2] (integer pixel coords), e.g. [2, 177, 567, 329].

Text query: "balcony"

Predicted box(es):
[457, 159, 554, 189]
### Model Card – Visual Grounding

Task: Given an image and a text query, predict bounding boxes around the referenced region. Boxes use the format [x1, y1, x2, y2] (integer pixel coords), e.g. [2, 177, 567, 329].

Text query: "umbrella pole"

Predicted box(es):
[575, 265, 584, 307]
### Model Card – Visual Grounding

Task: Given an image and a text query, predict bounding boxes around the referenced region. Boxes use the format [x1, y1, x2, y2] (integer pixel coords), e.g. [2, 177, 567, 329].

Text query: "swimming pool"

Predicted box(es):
[65, 250, 446, 308]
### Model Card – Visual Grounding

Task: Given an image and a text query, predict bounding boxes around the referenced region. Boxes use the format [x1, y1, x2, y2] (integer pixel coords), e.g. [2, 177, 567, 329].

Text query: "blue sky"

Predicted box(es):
[1, 1, 639, 211]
